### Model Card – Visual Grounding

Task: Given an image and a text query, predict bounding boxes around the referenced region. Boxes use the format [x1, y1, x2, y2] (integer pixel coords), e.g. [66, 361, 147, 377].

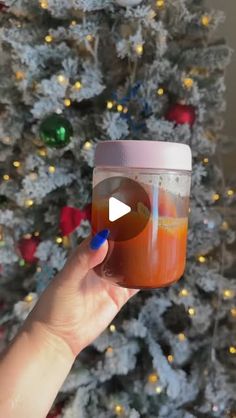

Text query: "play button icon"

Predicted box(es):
[109, 197, 131, 222]
[91, 176, 151, 241]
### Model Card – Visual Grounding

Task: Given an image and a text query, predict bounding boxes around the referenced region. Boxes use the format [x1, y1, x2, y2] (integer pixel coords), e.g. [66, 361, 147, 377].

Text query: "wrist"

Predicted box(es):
[0, 316, 76, 418]
[22, 316, 76, 366]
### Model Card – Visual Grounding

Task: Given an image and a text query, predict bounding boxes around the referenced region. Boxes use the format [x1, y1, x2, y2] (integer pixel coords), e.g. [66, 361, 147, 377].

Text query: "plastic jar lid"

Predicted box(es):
[94, 140, 192, 171]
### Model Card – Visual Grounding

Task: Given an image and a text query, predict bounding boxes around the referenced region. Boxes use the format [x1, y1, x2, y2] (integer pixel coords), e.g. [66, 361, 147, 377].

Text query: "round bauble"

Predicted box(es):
[0, 2, 7, 11]
[18, 237, 40, 264]
[39, 113, 73, 149]
[166, 103, 196, 127]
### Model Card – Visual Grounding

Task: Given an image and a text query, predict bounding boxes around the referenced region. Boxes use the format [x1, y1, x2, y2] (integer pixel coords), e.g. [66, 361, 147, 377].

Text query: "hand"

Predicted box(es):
[25, 231, 139, 358]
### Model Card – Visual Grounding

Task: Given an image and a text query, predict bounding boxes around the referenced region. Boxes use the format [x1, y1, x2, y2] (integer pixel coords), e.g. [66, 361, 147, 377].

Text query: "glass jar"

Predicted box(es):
[92, 140, 192, 289]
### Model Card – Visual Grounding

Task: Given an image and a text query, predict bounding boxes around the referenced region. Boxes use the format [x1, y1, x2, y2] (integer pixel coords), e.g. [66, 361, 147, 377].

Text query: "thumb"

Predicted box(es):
[56, 229, 109, 289]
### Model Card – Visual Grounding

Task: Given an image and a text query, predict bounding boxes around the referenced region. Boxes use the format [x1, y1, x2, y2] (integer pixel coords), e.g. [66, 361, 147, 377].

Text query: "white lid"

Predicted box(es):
[95, 140, 192, 171]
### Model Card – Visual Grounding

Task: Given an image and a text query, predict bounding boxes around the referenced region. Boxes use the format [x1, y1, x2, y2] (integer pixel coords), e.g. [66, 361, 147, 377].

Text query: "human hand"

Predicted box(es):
[25, 230, 139, 359]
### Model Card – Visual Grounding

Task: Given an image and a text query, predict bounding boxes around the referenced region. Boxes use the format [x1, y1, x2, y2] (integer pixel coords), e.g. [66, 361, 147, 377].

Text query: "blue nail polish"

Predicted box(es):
[90, 229, 110, 250]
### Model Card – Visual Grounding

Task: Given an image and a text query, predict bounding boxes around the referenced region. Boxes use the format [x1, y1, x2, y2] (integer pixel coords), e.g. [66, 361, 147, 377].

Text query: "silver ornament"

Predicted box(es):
[115, 0, 143, 7]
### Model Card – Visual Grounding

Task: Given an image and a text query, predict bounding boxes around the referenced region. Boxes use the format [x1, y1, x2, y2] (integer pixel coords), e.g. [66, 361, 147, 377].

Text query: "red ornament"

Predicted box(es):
[166, 103, 196, 127]
[0, 2, 7, 11]
[60, 203, 92, 236]
[18, 237, 40, 264]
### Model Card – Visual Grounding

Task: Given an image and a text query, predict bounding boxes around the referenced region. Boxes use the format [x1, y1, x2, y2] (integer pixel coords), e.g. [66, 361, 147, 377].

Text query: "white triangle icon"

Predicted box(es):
[109, 197, 131, 222]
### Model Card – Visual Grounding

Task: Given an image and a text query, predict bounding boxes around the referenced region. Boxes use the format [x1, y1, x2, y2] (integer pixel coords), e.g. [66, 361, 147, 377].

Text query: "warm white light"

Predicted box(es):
[48, 166, 56, 174]
[135, 44, 143, 55]
[25, 199, 34, 207]
[45, 34, 53, 43]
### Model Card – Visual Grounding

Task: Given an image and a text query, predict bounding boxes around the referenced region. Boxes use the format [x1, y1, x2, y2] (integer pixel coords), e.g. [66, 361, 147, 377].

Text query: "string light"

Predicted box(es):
[188, 307, 196, 316]
[135, 43, 143, 55]
[179, 288, 189, 297]
[86, 34, 93, 42]
[157, 87, 164, 96]
[34, 231, 40, 237]
[15, 71, 25, 81]
[13, 161, 21, 168]
[203, 157, 209, 164]
[83, 141, 92, 150]
[37, 266, 42, 273]
[38, 148, 47, 157]
[114, 404, 124, 416]
[183, 78, 194, 89]
[24, 294, 33, 303]
[73, 81, 82, 90]
[123, 107, 128, 113]
[70, 20, 77, 27]
[198, 255, 206, 263]
[39, 0, 48, 9]
[117, 104, 123, 112]
[212, 193, 220, 202]
[3, 174, 10, 181]
[148, 373, 159, 383]
[48, 165, 56, 174]
[212, 405, 219, 412]
[56, 237, 63, 244]
[227, 189, 234, 197]
[45, 34, 53, 43]
[29, 172, 38, 181]
[167, 354, 174, 363]
[2, 136, 11, 144]
[230, 308, 236, 318]
[25, 199, 34, 207]
[223, 289, 235, 300]
[64, 98, 71, 107]
[24, 234, 32, 239]
[19, 259, 26, 267]
[109, 324, 116, 333]
[155, 385, 163, 394]
[229, 346, 236, 354]
[201, 15, 211, 27]
[107, 101, 114, 109]
[221, 221, 229, 231]
[178, 333, 186, 342]
[156, 0, 164, 8]
[57, 75, 67, 84]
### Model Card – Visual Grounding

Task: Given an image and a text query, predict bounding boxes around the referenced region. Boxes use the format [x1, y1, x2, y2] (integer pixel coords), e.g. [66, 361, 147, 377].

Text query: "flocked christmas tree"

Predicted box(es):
[0, 0, 236, 417]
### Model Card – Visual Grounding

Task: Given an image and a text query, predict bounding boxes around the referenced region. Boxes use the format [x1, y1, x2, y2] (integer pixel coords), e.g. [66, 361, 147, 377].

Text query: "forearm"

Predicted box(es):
[0, 317, 75, 418]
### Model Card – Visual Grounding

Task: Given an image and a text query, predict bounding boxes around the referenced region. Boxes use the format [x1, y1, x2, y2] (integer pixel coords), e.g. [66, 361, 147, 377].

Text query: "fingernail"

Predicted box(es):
[90, 229, 110, 250]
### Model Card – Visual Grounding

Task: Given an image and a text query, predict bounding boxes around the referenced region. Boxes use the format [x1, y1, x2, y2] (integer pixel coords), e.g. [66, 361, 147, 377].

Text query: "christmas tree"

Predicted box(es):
[0, 0, 236, 417]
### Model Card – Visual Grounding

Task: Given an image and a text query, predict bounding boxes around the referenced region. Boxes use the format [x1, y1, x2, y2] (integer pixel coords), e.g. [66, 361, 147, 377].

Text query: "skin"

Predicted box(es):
[0, 236, 139, 418]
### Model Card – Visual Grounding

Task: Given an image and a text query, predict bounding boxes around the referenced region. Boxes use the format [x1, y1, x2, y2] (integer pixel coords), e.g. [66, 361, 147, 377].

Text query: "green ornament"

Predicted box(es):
[39, 113, 73, 148]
